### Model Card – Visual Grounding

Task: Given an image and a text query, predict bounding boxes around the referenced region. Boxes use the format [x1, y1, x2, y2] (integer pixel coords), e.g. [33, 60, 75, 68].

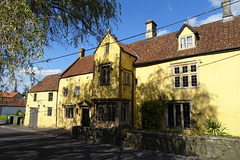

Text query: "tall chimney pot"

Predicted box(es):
[222, 0, 233, 22]
[145, 19, 157, 39]
[79, 48, 85, 58]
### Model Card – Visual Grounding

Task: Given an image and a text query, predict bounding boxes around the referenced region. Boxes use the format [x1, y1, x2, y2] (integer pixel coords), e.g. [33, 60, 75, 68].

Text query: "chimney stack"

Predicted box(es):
[222, 0, 233, 22]
[145, 19, 157, 39]
[79, 48, 85, 58]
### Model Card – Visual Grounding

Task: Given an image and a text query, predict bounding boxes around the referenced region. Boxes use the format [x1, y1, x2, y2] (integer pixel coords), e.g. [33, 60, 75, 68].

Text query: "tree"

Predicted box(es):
[0, 0, 121, 91]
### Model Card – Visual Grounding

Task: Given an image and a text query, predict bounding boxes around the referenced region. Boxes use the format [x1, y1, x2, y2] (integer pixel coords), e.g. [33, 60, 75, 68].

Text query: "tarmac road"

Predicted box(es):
[0, 124, 207, 160]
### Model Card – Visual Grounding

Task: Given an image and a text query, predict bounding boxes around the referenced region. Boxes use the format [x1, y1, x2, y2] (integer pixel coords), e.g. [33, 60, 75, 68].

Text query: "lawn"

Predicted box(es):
[0, 115, 17, 121]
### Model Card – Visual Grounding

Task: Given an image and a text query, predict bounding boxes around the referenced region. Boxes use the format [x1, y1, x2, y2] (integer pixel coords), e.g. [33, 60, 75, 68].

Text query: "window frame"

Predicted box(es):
[74, 86, 80, 97]
[166, 101, 192, 129]
[48, 93, 53, 101]
[179, 35, 195, 50]
[33, 93, 37, 101]
[105, 43, 110, 54]
[96, 103, 116, 122]
[65, 106, 74, 119]
[100, 64, 111, 86]
[172, 61, 199, 89]
[47, 107, 52, 116]
[123, 72, 131, 86]
[63, 87, 68, 97]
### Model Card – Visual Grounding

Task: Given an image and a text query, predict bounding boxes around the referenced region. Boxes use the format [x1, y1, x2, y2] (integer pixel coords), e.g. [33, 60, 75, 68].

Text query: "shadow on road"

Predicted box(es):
[0, 126, 204, 160]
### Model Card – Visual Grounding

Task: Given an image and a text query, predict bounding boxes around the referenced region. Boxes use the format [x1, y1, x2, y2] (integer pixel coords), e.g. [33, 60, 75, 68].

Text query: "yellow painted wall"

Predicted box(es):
[121, 51, 136, 99]
[180, 27, 193, 37]
[92, 33, 121, 99]
[24, 91, 58, 128]
[135, 50, 240, 136]
[57, 73, 93, 129]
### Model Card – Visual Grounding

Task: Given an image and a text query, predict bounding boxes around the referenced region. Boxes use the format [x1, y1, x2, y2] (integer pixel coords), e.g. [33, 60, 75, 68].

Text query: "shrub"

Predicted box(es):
[15, 110, 21, 115]
[204, 117, 227, 136]
[140, 94, 167, 130]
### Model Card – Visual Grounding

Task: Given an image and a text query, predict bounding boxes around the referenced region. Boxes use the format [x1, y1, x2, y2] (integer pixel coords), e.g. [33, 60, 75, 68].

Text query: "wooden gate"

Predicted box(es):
[29, 108, 38, 128]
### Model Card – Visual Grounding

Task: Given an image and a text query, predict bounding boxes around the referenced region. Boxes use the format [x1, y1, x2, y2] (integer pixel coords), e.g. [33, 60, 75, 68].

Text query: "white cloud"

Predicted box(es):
[199, 13, 222, 25]
[232, 0, 240, 15]
[208, 0, 222, 7]
[157, 29, 170, 36]
[33, 67, 61, 77]
[18, 67, 61, 77]
[188, 17, 198, 26]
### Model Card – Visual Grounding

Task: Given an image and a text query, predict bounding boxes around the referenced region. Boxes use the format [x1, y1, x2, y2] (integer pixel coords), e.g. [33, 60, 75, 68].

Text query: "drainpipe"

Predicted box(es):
[131, 54, 139, 129]
[56, 77, 60, 128]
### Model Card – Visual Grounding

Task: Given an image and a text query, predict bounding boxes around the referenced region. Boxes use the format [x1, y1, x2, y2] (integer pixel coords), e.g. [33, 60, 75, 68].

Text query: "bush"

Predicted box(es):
[15, 110, 21, 115]
[140, 94, 167, 130]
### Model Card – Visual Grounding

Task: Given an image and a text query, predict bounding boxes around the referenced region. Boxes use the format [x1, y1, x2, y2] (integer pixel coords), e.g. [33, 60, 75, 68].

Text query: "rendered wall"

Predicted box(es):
[57, 73, 93, 129]
[92, 33, 121, 99]
[24, 91, 58, 128]
[135, 49, 240, 136]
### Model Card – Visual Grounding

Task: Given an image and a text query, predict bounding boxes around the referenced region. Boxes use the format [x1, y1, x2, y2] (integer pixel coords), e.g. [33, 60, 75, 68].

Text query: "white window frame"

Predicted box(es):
[165, 101, 192, 129]
[178, 35, 195, 50]
[171, 60, 199, 89]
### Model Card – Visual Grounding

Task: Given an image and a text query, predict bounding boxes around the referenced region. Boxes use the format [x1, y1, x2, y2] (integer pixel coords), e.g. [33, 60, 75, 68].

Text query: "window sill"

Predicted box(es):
[173, 86, 200, 90]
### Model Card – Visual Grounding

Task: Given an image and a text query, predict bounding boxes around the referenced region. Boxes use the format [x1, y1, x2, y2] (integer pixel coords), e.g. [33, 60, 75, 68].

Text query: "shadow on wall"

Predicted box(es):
[135, 66, 218, 132]
[57, 77, 93, 129]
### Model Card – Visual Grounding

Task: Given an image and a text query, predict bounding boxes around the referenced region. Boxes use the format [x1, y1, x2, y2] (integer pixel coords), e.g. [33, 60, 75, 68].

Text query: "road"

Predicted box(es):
[0, 125, 206, 160]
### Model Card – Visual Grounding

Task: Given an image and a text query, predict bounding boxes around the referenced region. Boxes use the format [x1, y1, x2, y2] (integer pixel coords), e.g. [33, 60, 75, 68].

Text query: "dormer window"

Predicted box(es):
[176, 22, 199, 50]
[179, 35, 194, 50]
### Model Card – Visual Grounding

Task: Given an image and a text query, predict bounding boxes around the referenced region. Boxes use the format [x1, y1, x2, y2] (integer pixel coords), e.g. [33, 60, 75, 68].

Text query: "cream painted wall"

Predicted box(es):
[24, 91, 58, 128]
[135, 50, 240, 136]
[57, 73, 93, 129]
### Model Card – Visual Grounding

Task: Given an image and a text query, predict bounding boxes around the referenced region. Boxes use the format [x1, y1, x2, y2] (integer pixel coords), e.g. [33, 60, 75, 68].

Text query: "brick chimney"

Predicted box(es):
[79, 48, 85, 58]
[222, 0, 233, 22]
[145, 19, 157, 39]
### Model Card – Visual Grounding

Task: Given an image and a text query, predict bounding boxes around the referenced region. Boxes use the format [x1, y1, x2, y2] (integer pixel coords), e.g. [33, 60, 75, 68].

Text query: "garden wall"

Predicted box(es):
[71, 127, 240, 160]
[71, 126, 121, 145]
[122, 130, 240, 160]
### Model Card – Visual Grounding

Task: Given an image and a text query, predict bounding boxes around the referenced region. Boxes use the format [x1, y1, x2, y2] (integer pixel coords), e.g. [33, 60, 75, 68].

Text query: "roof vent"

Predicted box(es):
[222, 0, 233, 22]
[145, 19, 157, 39]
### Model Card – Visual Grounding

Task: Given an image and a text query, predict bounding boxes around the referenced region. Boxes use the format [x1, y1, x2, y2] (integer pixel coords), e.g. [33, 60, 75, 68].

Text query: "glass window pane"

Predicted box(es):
[168, 104, 174, 127]
[182, 66, 188, 73]
[181, 37, 186, 49]
[175, 76, 180, 88]
[191, 75, 198, 86]
[183, 76, 188, 87]
[191, 65, 197, 72]
[174, 67, 180, 74]
[175, 104, 182, 127]
[187, 36, 193, 48]
[183, 103, 190, 128]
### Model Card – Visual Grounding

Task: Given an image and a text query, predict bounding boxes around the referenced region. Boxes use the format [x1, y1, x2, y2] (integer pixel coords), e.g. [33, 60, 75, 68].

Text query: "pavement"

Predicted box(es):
[0, 120, 71, 138]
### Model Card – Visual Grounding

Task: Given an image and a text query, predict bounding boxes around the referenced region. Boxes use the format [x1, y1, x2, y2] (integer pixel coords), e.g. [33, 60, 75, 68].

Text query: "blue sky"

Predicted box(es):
[16, 0, 240, 93]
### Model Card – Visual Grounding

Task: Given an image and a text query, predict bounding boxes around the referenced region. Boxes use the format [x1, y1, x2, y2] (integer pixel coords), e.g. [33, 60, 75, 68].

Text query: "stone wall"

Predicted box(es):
[71, 126, 121, 145]
[122, 130, 240, 160]
[71, 127, 240, 160]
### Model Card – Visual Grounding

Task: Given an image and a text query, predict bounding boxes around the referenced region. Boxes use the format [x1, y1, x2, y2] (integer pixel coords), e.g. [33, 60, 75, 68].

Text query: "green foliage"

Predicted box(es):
[15, 110, 21, 115]
[0, 0, 121, 89]
[140, 94, 167, 130]
[204, 117, 227, 136]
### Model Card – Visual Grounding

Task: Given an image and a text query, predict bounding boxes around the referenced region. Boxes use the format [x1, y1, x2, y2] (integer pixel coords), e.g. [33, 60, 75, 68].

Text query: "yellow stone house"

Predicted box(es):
[24, 74, 60, 128]
[25, 1, 240, 136]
